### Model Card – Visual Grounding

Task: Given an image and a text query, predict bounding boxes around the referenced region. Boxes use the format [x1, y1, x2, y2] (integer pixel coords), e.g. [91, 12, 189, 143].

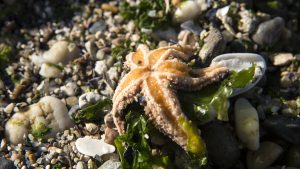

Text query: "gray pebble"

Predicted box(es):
[89, 21, 107, 34]
[0, 157, 16, 169]
[252, 17, 285, 47]
[98, 159, 122, 169]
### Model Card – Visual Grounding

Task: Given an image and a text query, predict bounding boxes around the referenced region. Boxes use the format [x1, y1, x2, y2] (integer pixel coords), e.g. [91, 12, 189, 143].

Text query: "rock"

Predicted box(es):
[78, 92, 101, 108]
[285, 145, 300, 168]
[211, 53, 266, 97]
[31, 54, 46, 66]
[174, 0, 202, 23]
[95, 61, 108, 75]
[76, 161, 87, 169]
[178, 30, 198, 46]
[180, 20, 202, 35]
[85, 41, 97, 59]
[280, 75, 292, 88]
[238, 9, 258, 34]
[39, 63, 62, 78]
[154, 27, 177, 42]
[96, 49, 106, 60]
[263, 115, 300, 145]
[5, 96, 74, 144]
[60, 82, 77, 96]
[247, 141, 284, 169]
[104, 127, 118, 145]
[66, 96, 78, 107]
[199, 27, 226, 63]
[75, 137, 115, 157]
[0, 79, 3, 90]
[269, 53, 295, 66]
[43, 41, 79, 64]
[4, 103, 14, 114]
[201, 122, 240, 169]
[85, 123, 99, 134]
[89, 21, 107, 34]
[98, 159, 121, 169]
[252, 17, 285, 46]
[234, 98, 260, 150]
[0, 157, 16, 169]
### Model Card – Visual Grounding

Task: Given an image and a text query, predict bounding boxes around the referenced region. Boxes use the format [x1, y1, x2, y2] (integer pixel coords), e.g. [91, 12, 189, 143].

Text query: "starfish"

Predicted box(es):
[111, 44, 228, 158]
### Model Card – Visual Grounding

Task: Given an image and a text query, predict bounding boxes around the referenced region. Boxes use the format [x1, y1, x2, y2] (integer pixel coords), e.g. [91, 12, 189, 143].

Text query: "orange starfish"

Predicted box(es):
[111, 44, 228, 158]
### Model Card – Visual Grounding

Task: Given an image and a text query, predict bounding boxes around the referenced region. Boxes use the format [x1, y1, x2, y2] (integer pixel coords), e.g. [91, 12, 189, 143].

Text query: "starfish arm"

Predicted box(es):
[125, 45, 149, 69]
[142, 75, 206, 157]
[154, 59, 190, 76]
[167, 65, 229, 91]
[148, 45, 194, 67]
[113, 67, 148, 101]
[112, 79, 143, 134]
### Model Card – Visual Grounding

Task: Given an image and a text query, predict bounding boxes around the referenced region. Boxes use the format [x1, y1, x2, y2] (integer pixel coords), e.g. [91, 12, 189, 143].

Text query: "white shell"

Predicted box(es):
[75, 137, 115, 157]
[234, 98, 259, 150]
[211, 53, 266, 97]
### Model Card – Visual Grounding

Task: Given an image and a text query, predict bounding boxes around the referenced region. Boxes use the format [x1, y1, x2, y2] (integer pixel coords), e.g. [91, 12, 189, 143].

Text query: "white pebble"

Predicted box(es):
[43, 41, 79, 64]
[94, 60, 108, 75]
[39, 63, 62, 78]
[78, 92, 101, 108]
[234, 98, 259, 150]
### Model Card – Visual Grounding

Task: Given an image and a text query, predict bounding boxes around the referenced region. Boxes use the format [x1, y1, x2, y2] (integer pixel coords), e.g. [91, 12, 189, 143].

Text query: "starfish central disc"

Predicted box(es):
[110, 44, 228, 158]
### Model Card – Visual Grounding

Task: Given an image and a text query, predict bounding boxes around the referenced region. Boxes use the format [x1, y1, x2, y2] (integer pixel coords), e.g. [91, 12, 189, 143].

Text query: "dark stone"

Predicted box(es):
[181, 20, 202, 35]
[201, 122, 240, 169]
[252, 17, 285, 47]
[0, 157, 16, 169]
[263, 115, 300, 145]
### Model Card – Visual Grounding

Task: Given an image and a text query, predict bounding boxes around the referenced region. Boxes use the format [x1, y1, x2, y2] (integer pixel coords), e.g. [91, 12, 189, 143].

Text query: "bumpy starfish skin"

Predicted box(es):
[111, 44, 228, 156]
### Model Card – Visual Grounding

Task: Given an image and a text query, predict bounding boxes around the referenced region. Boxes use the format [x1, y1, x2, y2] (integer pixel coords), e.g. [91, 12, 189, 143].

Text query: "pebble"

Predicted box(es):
[4, 103, 14, 114]
[66, 96, 78, 107]
[85, 123, 99, 135]
[269, 53, 295, 66]
[154, 27, 177, 42]
[89, 21, 107, 34]
[85, 41, 97, 59]
[201, 122, 240, 169]
[252, 17, 285, 46]
[174, 0, 202, 23]
[43, 41, 79, 64]
[39, 63, 62, 78]
[76, 161, 87, 169]
[78, 92, 101, 108]
[234, 98, 260, 150]
[0, 79, 4, 90]
[180, 20, 202, 35]
[104, 127, 118, 145]
[60, 82, 77, 96]
[263, 115, 300, 144]
[98, 159, 122, 169]
[285, 145, 300, 168]
[96, 49, 106, 60]
[75, 137, 115, 157]
[199, 27, 226, 63]
[94, 60, 108, 75]
[0, 157, 16, 169]
[247, 141, 283, 169]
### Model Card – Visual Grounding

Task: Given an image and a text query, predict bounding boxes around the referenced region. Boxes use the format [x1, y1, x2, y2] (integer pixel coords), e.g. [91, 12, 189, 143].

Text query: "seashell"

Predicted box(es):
[211, 53, 266, 97]
[75, 137, 115, 157]
[234, 98, 259, 150]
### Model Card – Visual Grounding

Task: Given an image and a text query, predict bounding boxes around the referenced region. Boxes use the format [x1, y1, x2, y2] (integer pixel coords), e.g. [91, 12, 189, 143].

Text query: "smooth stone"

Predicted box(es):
[247, 141, 284, 169]
[154, 27, 177, 42]
[238, 9, 258, 34]
[60, 82, 77, 96]
[94, 61, 108, 75]
[4, 103, 14, 114]
[211, 53, 266, 97]
[252, 17, 285, 46]
[76, 161, 87, 169]
[5, 113, 30, 144]
[89, 20, 107, 34]
[0, 79, 3, 90]
[199, 27, 226, 63]
[263, 115, 300, 145]
[234, 98, 259, 150]
[39, 63, 62, 78]
[201, 122, 240, 169]
[43, 41, 79, 64]
[180, 20, 202, 35]
[31, 54, 46, 66]
[75, 137, 115, 157]
[98, 159, 121, 169]
[285, 145, 300, 168]
[269, 53, 295, 66]
[85, 41, 97, 59]
[78, 92, 101, 109]
[174, 0, 202, 23]
[0, 157, 16, 169]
